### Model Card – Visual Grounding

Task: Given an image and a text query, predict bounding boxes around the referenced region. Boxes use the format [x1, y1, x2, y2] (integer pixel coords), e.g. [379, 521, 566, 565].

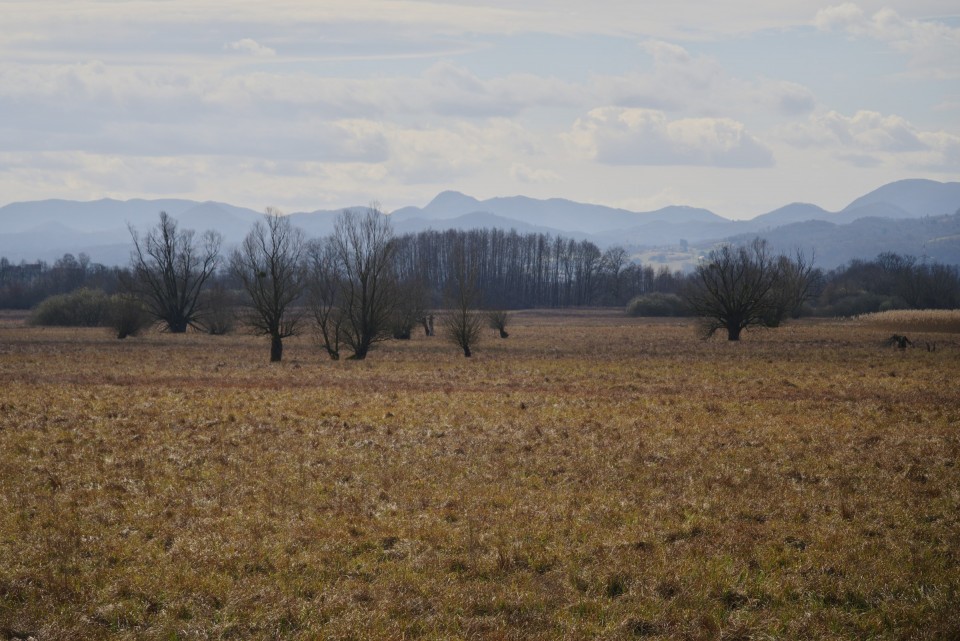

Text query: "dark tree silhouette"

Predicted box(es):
[487, 310, 510, 338]
[442, 238, 484, 357]
[328, 206, 397, 360]
[307, 238, 345, 360]
[128, 212, 222, 332]
[231, 209, 307, 362]
[685, 238, 815, 341]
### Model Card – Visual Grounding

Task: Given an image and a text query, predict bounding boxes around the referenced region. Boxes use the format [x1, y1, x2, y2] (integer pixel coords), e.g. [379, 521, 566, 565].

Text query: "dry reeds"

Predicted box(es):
[856, 309, 960, 334]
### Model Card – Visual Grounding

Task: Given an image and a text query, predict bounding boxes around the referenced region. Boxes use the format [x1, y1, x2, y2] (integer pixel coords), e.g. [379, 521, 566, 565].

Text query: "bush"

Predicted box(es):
[197, 284, 238, 335]
[625, 293, 688, 317]
[107, 294, 151, 339]
[487, 310, 510, 338]
[815, 293, 905, 318]
[29, 288, 111, 327]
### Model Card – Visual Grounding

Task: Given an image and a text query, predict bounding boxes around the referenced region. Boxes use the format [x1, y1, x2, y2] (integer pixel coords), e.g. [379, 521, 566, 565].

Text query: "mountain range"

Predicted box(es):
[1, 179, 958, 270]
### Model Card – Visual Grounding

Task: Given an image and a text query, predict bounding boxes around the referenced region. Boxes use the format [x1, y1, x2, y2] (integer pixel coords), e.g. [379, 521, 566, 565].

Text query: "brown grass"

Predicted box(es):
[856, 308, 960, 334]
[1, 313, 958, 639]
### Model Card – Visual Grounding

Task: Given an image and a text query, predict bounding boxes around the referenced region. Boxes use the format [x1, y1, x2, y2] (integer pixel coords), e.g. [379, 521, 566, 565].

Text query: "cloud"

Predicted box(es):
[225, 39, 276, 57]
[781, 109, 960, 169]
[510, 163, 560, 184]
[592, 40, 816, 119]
[815, 3, 960, 77]
[382, 119, 538, 184]
[570, 107, 774, 168]
[814, 3, 864, 30]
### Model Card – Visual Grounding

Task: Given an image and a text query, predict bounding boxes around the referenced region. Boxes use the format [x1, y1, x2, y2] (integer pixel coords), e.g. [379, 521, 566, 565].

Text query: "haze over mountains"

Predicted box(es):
[1, 179, 958, 270]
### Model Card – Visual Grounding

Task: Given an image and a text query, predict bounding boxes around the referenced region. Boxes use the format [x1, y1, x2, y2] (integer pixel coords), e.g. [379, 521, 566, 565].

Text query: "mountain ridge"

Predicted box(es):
[1, 179, 958, 269]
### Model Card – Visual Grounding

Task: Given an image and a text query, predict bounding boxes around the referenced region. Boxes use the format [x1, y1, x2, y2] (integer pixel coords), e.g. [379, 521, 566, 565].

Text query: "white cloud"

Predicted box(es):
[570, 107, 775, 168]
[781, 109, 960, 169]
[510, 163, 561, 184]
[592, 41, 816, 119]
[814, 3, 865, 30]
[225, 38, 276, 57]
[815, 3, 960, 77]
[382, 119, 538, 184]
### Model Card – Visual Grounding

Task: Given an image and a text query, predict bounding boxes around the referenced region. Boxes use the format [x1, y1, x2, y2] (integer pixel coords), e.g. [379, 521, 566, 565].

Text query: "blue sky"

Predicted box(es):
[1, 1, 958, 219]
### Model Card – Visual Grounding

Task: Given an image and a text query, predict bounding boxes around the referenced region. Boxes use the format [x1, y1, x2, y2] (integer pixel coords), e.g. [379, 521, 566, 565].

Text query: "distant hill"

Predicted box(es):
[1, 179, 958, 267]
[842, 178, 960, 218]
[726, 213, 960, 269]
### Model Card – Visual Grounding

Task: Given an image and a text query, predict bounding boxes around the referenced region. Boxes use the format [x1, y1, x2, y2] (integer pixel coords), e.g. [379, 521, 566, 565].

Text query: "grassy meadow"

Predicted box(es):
[1, 311, 958, 640]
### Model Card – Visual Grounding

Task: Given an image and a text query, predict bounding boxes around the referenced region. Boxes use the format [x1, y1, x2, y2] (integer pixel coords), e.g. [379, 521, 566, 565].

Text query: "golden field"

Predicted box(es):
[855, 309, 960, 335]
[0, 311, 958, 640]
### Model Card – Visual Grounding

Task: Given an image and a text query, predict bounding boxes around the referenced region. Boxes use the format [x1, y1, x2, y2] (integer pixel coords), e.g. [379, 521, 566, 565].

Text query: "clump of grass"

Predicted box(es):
[856, 309, 960, 333]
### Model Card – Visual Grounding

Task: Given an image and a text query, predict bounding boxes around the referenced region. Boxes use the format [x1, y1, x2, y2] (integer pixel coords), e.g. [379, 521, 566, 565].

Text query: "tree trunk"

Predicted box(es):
[726, 323, 742, 341]
[168, 319, 188, 333]
[350, 343, 369, 360]
[270, 334, 283, 362]
[463, 345, 472, 357]
[498, 329, 509, 338]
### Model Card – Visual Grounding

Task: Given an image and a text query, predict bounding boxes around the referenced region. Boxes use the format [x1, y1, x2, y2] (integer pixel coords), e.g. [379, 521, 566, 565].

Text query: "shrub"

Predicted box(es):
[487, 310, 510, 338]
[107, 294, 151, 339]
[625, 293, 688, 317]
[198, 284, 238, 335]
[816, 293, 904, 318]
[29, 288, 111, 327]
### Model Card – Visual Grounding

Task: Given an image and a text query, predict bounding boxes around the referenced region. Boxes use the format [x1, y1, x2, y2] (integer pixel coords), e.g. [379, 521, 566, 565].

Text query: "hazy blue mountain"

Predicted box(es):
[392, 191, 725, 233]
[725, 213, 960, 269]
[842, 179, 960, 218]
[1, 179, 959, 266]
[747, 203, 832, 228]
[394, 211, 582, 238]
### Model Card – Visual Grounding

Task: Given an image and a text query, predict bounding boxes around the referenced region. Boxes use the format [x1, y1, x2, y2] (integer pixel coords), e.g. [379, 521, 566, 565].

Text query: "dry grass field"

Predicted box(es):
[1, 311, 958, 640]
[855, 309, 960, 335]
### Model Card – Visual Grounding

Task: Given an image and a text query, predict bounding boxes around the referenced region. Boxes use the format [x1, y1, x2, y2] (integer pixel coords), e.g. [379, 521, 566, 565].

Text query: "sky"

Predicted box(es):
[1, 1, 958, 220]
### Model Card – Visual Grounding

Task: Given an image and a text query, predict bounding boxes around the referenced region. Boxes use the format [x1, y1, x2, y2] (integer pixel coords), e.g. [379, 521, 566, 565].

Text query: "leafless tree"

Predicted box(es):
[684, 238, 815, 341]
[197, 279, 238, 335]
[307, 238, 345, 360]
[391, 278, 429, 340]
[764, 250, 819, 327]
[601, 246, 628, 304]
[442, 238, 484, 357]
[487, 310, 510, 338]
[127, 211, 222, 332]
[107, 293, 150, 339]
[231, 209, 307, 362]
[328, 206, 397, 360]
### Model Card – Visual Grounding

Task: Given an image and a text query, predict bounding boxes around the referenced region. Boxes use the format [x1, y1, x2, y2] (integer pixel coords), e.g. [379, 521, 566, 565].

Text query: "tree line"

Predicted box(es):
[4, 209, 960, 354]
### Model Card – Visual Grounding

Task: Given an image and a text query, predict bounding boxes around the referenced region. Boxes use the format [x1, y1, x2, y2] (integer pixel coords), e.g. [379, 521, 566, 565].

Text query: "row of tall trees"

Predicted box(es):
[8, 209, 959, 352]
[818, 252, 960, 315]
[0, 254, 123, 309]
[393, 228, 684, 309]
[121, 208, 688, 360]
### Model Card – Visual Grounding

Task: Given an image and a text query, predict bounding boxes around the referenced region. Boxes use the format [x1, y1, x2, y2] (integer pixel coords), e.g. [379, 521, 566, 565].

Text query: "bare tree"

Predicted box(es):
[197, 278, 238, 335]
[307, 238, 345, 360]
[328, 206, 397, 360]
[684, 238, 814, 341]
[231, 209, 307, 362]
[764, 250, 819, 327]
[128, 212, 222, 332]
[442, 238, 484, 357]
[601, 246, 628, 305]
[391, 278, 429, 340]
[487, 310, 510, 338]
[107, 293, 150, 339]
